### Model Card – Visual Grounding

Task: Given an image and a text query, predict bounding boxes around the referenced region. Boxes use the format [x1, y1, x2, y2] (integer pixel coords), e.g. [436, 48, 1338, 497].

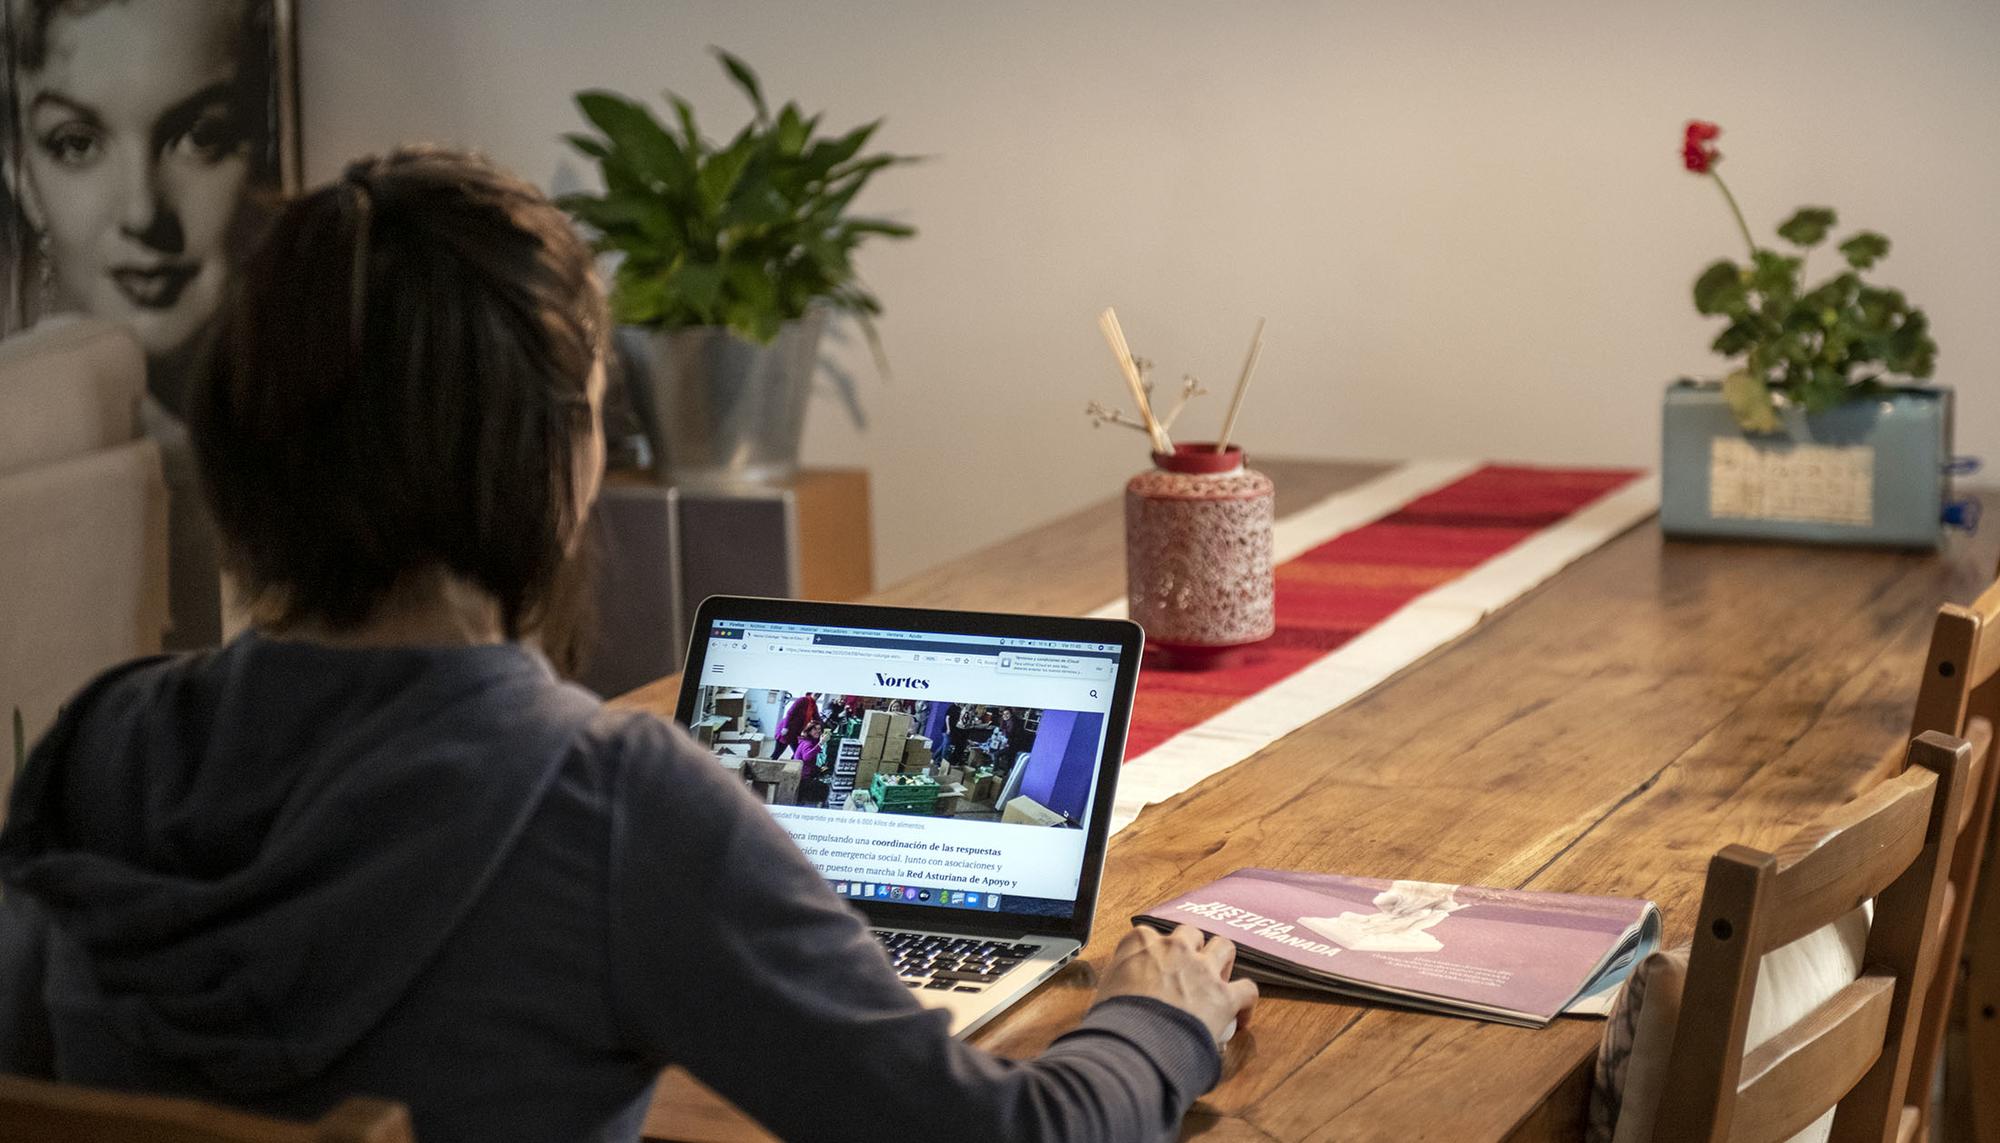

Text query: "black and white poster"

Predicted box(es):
[2, 0, 298, 414]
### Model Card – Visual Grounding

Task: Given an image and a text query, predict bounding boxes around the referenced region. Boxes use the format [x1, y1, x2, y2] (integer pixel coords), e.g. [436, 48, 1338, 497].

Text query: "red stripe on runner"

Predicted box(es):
[1122, 465, 1642, 759]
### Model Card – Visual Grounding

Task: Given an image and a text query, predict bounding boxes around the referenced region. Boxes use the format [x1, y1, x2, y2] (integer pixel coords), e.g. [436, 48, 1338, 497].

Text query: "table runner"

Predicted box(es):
[1092, 462, 1658, 834]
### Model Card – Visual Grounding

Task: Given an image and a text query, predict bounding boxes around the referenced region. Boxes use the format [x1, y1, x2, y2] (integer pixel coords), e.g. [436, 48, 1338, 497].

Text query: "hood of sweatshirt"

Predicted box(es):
[0, 633, 599, 1095]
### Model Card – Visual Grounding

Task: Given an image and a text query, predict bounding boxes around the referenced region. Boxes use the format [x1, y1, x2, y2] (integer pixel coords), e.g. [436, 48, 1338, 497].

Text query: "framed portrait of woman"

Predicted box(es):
[1, 0, 300, 416]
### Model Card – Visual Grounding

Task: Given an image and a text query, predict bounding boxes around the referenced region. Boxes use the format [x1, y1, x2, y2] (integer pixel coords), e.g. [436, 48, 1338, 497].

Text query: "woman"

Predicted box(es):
[0, 149, 1255, 1143]
[774, 690, 817, 759]
[794, 720, 828, 807]
[5, 0, 285, 649]
[6, 0, 278, 408]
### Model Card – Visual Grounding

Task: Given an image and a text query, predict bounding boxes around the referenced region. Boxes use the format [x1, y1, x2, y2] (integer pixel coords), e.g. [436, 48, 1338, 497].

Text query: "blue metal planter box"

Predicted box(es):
[1659, 381, 1954, 549]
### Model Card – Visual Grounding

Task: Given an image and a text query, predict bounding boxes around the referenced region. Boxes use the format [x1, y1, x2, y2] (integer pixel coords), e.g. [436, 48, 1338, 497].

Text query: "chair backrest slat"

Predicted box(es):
[0, 1077, 411, 1143]
[1733, 974, 1894, 1143]
[1763, 773, 1935, 951]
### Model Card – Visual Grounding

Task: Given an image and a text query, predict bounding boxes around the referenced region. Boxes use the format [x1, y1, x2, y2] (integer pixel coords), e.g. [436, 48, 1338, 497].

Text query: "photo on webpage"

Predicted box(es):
[689, 686, 1104, 828]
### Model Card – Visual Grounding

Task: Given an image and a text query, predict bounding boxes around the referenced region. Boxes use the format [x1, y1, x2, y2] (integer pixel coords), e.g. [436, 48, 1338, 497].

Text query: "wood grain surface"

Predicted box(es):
[621, 460, 2000, 1143]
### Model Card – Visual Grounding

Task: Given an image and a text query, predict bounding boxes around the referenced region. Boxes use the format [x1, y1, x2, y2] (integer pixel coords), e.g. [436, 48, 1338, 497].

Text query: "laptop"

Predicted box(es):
[676, 595, 1144, 1037]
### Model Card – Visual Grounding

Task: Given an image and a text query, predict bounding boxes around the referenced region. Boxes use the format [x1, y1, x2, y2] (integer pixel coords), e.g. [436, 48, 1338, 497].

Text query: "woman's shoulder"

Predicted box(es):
[573, 705, 737, 792]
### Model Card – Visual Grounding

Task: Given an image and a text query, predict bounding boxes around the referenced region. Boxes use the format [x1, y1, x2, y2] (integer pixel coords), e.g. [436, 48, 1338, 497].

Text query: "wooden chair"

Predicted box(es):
[0, 1075, 412, 1143]
[1652, 731, 1970, 1143]
[1906, 581, 2000, 1142]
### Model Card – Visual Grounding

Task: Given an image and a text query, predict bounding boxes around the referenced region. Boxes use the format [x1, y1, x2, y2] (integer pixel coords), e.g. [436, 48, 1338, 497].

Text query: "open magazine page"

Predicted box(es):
[1137, 868, 1658, 1026]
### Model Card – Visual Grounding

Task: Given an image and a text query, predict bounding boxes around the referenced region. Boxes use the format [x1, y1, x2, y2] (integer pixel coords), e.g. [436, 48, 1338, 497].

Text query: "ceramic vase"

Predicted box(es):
[1124, 443, 1276, 666]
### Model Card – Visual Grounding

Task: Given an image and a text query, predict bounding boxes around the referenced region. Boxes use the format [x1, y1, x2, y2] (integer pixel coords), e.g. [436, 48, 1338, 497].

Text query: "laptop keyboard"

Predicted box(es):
[872, 931, 1041, 993]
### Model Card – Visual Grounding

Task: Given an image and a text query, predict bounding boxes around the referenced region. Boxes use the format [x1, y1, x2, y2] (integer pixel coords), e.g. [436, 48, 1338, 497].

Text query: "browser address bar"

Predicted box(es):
[768, 643, 918, 662]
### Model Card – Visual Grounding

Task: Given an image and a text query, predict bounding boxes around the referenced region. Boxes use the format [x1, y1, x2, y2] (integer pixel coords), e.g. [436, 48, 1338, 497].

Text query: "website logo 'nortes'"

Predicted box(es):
[875, 672, 931, 690]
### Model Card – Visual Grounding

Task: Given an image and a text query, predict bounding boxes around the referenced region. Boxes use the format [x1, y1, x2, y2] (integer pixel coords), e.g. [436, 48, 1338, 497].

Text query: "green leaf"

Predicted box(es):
[841, 218, 917, 239]
[560, 192, 676, 246]
[575, 91, 692, 190]
[1792, 369, 1836, 412]
[1838, 231, 1890, 270]
[1856, 285, 1907, 331]
[815, 157, 906, 219]
[670, 261, 726, 314]
[670, 95, 705, 156]
[1775, 207, 1837, 247]
[853, 309, 894, 383]
[563, 132, 610, 160]
[1799, 271, 1859, 313]
[774, 104, 810, 156]
[1723, 368, 1782, 434]
[610, 271, 669, 326]
[1748, 250, 1801, 305]
[809, 121, 882, 175]
[713, 47, 769, 123]
[1711, 318, 1761, 357]
[724, 261, 781, 321]
[1885, 309, 1937, 376]
[698, 134, 757, 211]
[1692, 260, 1746, 316]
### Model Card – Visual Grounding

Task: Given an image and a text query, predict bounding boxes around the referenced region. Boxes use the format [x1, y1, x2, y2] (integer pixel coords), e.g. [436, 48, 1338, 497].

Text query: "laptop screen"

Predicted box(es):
[688, 615, 1125, 921]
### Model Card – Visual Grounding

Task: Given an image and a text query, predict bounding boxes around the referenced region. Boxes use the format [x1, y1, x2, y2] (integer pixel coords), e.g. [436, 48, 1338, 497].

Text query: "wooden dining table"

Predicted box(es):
[614, 457, 2000, 1143]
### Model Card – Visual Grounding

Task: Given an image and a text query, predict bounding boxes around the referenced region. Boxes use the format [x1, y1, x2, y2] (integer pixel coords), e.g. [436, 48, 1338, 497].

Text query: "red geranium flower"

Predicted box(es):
[1683, 120, 1721, 173]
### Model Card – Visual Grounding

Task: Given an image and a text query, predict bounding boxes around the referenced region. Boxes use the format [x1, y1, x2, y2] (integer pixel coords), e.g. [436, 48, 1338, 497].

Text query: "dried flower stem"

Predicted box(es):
[1084, 400, 1156, 435]
[1158, 376, 1207, 431]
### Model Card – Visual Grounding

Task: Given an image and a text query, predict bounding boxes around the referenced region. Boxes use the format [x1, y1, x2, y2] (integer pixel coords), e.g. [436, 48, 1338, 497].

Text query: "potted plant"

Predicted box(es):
[560, 49, 916, 487]
[1659, 119, 1965, 547]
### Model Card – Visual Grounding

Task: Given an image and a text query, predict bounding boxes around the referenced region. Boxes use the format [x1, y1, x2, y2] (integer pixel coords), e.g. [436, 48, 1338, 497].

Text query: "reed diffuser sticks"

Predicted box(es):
[1097, 308, 1174, 453]
[1088, 310, 1266, 458]
[1216, 317, 1265, 453]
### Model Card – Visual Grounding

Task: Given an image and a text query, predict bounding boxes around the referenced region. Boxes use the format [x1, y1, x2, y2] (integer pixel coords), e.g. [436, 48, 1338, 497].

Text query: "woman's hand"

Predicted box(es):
[1093, 924, 1258, 1048]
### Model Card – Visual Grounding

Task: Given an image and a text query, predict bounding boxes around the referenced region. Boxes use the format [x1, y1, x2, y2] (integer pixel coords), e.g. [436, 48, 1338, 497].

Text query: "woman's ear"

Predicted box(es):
[7, 154, 47, 232]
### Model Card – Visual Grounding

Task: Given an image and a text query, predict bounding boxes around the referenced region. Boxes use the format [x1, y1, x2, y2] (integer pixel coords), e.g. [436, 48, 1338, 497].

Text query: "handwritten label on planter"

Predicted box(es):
[1708, 438, 1874, 526]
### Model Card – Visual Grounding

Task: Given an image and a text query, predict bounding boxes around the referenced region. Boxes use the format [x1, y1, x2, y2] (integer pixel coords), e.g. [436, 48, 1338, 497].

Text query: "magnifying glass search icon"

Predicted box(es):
[1089, 689, 1099, 698]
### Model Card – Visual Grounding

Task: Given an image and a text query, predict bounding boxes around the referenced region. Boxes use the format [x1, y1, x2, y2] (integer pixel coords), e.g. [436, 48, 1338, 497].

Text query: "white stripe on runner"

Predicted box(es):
[1087, 460, 1484, 622]
[1105, 473, 1660, 835]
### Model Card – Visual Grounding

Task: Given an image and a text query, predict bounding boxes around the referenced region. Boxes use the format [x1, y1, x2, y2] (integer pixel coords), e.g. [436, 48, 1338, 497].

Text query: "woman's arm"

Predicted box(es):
[600, 713, 1230, 1143]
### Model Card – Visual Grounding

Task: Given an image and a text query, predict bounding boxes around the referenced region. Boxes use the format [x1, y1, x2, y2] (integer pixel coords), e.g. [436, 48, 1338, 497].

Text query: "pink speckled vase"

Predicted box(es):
[1124, 443, 1276, 667]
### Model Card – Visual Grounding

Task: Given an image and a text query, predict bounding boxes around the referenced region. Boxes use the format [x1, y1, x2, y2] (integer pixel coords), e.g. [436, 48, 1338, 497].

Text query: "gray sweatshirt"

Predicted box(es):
[0, 635, 1217, 1142]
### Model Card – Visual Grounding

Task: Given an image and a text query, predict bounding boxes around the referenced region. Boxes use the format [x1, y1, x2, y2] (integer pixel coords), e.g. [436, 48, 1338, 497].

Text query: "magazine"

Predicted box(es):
[1134, 868, 1660, 1028]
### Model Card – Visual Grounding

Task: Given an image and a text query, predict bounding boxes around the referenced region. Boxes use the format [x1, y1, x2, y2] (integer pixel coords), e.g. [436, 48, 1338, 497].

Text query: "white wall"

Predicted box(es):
[299, 0, 2000, 586]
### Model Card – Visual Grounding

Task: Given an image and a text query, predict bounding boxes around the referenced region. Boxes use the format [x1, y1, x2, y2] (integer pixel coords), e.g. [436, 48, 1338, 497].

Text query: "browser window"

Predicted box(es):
[690, 618, 1123, 919]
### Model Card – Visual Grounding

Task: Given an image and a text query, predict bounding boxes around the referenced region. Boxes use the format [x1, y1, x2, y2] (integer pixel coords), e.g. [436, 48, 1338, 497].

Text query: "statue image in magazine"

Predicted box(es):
[1301, 880, 1469, 953]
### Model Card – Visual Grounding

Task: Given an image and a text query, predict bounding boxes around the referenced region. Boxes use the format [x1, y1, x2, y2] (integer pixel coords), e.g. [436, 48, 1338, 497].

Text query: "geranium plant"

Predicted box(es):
[560, 49, 916, 345]
[1681, 120, 1937, 432]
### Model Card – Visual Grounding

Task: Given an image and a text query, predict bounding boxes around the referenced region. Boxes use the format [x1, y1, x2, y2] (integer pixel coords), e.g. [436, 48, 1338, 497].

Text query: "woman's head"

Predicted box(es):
[8, 0, 273, 360]
[190, 146, 608, 639]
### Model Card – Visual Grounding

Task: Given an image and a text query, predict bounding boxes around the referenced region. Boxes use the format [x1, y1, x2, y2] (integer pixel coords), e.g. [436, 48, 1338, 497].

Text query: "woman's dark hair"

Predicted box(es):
[190, 146, 607, 638]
